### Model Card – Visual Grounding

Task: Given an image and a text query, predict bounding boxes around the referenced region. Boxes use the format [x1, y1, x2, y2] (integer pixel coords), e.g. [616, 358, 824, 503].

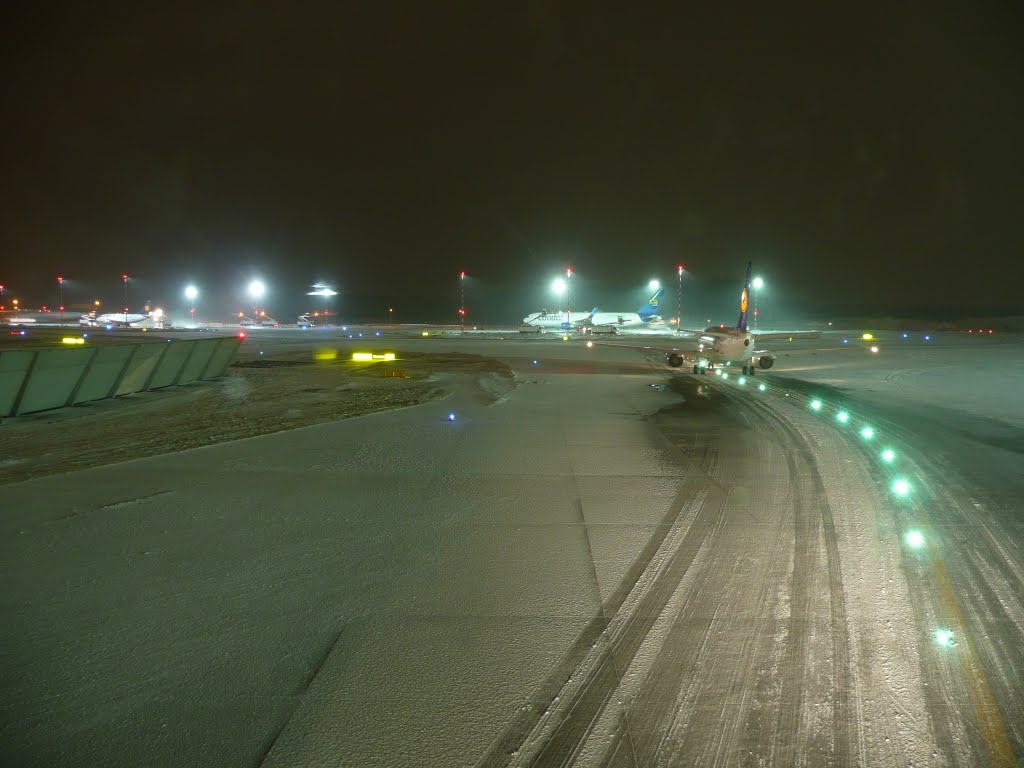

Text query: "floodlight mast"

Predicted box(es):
[676, 265, 685, 335]
[459, 271, 466, 333]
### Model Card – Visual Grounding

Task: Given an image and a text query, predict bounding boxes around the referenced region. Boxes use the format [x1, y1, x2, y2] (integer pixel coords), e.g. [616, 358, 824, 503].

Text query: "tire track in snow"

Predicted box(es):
[477, 397, 728, 767]
[716, 383, 855, 765]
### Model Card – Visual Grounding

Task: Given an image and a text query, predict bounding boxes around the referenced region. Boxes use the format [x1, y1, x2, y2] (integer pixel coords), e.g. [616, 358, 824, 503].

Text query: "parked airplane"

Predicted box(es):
[589, 288, 664, 327]
[521, 308, 596, 330]
[82, 309, 166, 329]
[666, 262, 775, 375]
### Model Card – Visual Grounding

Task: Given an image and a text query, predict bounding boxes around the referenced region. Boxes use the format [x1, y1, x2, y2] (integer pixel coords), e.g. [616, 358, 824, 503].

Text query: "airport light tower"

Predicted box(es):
[122, 274, 129, 325]
[676, 265, 685, 335]
[459, 271, 466, 333]
[565, 267, 573, 330]
[57, 276, 64, 327]
[184, 284, 199, 325]
[551, 276, 567, 326]
[752, 276, 764, 330]
[248, 279, 266, 318]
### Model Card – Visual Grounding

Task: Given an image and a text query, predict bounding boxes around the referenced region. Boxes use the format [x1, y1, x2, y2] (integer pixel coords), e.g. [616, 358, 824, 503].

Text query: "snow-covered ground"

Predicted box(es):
[1, 332, 1022, 766]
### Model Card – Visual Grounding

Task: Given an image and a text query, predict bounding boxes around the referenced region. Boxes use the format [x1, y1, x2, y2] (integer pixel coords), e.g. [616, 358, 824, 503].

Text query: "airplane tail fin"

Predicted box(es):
[737, 261, 752, 331]
[637, 288, 664, 320]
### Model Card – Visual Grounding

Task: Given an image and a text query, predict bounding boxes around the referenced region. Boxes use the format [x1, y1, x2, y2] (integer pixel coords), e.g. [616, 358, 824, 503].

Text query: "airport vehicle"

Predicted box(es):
[588, 288, 664, 328]
[521, 308, 596, 330]
[588, 324, 619, 335]
[665, 262, 774, 375]
[518, 323, 544, 333]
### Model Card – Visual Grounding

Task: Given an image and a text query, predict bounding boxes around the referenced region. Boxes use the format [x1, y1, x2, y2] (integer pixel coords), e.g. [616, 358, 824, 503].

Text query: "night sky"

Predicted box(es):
[2, 1, 1022, 322]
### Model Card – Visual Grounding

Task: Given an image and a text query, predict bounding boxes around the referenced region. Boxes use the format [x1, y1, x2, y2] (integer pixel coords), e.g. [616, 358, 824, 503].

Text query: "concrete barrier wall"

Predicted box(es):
[16, 347, 95, 415]
[0, 337, 241, 418]
[71, 346, 135, 405]
[176, 338, 219, 385]
[0, 350, 37, 417]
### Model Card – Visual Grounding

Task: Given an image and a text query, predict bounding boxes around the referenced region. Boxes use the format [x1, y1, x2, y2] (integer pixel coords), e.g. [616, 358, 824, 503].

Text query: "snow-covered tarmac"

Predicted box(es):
[2, 331, 1022, 766]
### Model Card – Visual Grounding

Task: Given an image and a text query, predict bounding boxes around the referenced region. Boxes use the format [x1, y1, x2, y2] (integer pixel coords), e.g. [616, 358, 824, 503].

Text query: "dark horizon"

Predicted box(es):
[3, 2, 1022, 315]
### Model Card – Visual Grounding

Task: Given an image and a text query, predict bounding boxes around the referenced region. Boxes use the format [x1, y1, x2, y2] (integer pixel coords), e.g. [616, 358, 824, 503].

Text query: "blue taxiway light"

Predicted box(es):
[447, 413, 456, 422]
[842, 338, 849, 344]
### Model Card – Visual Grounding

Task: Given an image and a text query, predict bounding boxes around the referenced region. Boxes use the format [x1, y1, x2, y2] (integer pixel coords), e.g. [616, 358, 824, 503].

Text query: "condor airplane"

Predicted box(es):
[665, 262, 775, 375]
[589, 288, 664, 328]
[521, 308, 596, 330]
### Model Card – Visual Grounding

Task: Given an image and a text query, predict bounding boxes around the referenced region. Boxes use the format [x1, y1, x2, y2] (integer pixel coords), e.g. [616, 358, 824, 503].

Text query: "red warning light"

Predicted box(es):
[237, 331, 246, 339]
[459, 271, 466, 278]
[989, 329, 993, 334]
[459, 307, 466, 316]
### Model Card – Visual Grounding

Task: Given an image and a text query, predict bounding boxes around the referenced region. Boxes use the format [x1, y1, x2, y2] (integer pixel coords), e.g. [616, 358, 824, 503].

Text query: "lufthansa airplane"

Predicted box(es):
[666, 262, 775, 375]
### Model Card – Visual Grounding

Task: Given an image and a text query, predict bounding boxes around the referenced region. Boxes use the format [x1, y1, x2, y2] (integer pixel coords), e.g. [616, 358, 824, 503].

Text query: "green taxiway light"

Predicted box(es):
[758, 383, 766, 391]
[881, 448, 896, 463]
[860, 426, 875, 439]
[738, 376, 746, 385]
[905, 529, 925, 549]
[810, 399, 822, 411]
[892, 479, 911, 497]
[722, 372, 729, 379]
[836, 410, 850, 424]
[934, 629, 956, 648]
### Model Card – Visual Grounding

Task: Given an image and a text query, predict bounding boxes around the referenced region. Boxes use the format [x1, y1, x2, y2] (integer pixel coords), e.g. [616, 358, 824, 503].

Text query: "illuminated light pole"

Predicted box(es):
[565, 267, 573, 331]
[459, 271, 466, 333]
[676, 264, 685, 335]
[122, 274, 129, 325]
[57, 276, 64, 327]
[306, 282, 337, 323]
[248, 279, 266, 318]
[752, 276, 764, 330]
[184, 284, 199, 326]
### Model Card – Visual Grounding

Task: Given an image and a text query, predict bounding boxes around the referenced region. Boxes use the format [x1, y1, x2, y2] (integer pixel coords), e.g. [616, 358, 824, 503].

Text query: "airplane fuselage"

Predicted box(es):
[589, 311, 654, 327]
[522, 310, 592, 329]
